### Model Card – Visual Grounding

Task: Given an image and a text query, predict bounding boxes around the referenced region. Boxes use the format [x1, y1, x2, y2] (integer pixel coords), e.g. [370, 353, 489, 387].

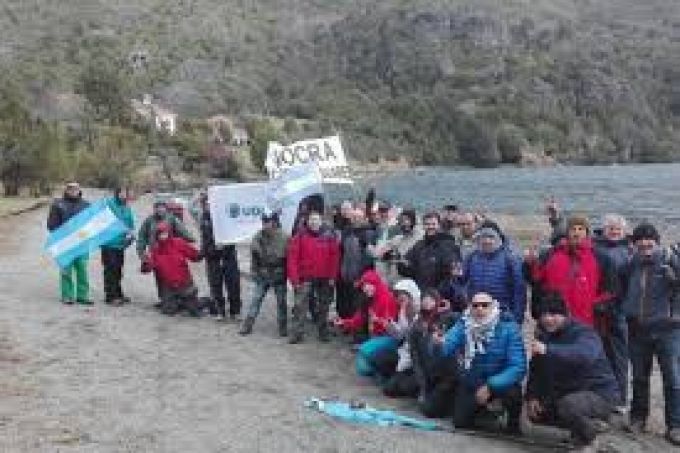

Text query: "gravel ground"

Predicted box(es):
[0, 197, 672, 452]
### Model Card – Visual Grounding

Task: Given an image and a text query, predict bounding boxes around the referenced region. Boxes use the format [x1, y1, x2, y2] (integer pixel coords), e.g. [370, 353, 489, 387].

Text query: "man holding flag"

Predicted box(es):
[46, 182, 91, 305]
[46, 182, 131, 306]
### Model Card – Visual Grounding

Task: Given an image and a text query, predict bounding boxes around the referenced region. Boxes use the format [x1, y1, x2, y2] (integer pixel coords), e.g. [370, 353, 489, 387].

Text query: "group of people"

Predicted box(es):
[47, 182, 680, 451]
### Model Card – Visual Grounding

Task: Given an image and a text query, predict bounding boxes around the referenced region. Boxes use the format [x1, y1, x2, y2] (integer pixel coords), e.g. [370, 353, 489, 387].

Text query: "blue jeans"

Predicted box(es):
[246, 277, 287, 325]
[629, 326, 680, 429]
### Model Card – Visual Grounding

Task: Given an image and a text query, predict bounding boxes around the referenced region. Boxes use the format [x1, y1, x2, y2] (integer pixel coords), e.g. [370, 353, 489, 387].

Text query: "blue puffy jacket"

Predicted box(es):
[464, 247, 527, 324]
[438, 315, 527, 393]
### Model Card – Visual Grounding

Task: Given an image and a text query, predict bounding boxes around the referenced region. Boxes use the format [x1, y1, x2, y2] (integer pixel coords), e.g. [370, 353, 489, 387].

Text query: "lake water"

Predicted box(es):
[366, 163, 680, 238]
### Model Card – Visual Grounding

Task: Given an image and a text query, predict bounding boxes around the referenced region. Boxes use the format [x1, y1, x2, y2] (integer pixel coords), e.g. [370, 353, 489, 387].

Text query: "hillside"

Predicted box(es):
[2, 0, 680, 167]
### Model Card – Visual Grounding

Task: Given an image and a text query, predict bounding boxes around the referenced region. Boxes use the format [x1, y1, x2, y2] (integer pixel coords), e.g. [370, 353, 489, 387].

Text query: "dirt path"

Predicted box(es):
[0, 200, 670, 452]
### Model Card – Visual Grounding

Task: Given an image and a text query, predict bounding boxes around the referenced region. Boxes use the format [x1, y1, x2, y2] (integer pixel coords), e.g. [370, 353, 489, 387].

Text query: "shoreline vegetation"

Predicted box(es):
[3, 1, 680, 195]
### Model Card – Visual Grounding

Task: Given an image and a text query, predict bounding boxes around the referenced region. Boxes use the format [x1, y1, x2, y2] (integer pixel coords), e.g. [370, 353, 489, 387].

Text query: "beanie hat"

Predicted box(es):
[537, 292, 569, 317]
[567, 214, 590, 233]
[474, 220, 506, 242]
[632, 222, 660, 244]
[393, 279, 421, 311]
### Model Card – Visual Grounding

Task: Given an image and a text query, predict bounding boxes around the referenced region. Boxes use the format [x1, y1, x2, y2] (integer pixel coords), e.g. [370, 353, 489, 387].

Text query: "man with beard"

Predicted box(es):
[47, 182, 91, 305]
[398, 212, 460, 290]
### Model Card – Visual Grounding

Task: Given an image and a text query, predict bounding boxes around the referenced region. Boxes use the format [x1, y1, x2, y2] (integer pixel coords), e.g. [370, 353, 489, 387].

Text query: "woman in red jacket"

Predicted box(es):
[334, 270, 400, 381]
[146, 222, 205, 316]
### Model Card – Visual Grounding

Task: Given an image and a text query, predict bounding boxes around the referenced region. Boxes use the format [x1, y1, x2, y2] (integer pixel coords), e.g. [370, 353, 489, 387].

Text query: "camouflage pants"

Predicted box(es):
[292, 280, 334, 338]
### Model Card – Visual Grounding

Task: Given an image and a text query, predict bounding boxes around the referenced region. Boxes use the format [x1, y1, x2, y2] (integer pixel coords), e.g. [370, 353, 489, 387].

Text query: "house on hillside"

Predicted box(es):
[131, 94, 178, 135]
[206, 115, 250, 147]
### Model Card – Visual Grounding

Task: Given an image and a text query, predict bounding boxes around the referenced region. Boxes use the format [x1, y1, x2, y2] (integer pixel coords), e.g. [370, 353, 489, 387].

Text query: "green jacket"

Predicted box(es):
[103, 197, 135, 250]
[251, 228, 288, 283]
[136, 213, 195, 256]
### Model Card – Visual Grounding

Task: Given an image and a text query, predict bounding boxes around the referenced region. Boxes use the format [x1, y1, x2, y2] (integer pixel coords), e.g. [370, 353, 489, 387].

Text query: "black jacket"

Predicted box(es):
[527, 320, 620, 404]
[47, 195, 90, 231]
[399, 232, 460, 289]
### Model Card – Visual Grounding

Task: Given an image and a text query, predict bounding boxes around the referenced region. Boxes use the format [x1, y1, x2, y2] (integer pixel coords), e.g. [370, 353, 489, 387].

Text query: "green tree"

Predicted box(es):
[247, 118, 280, 172]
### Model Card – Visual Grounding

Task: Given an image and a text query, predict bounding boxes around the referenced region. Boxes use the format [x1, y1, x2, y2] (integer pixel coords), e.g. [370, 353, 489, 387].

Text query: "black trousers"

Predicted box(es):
[206, 246, 241, 316]
[453, 383, 523, 430]
[537, 391, 612, 445]
[101, 247, 125, 301]
[409, 327, 459, 418]
[335, 279, 358, 319]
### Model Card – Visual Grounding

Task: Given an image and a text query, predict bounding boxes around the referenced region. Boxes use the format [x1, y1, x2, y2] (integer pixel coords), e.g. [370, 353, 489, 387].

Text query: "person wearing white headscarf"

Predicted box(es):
[433, 292, 526, 432]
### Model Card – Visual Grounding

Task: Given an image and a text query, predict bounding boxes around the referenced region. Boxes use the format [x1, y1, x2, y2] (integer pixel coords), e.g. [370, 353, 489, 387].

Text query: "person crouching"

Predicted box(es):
[432, 292, 526, 434]
[144, 222, 205, 316]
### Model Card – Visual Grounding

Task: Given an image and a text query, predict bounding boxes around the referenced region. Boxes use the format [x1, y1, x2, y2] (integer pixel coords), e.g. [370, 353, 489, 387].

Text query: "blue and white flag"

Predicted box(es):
[267, 163, 324, 233]
[45, 199, 128, 268]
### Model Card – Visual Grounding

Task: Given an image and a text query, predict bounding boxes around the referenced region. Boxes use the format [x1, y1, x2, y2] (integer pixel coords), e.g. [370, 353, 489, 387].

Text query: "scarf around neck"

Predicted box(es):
[461, 300, 500, 369]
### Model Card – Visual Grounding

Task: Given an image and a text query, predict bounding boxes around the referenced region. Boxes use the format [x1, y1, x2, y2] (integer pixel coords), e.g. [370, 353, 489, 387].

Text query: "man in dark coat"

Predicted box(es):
[526, 292, 619, 450]
[198, 193, 242, 321]
[47, 182, 91, 304]
[620, 223, 680, 446]
[398, 212, 460, 290]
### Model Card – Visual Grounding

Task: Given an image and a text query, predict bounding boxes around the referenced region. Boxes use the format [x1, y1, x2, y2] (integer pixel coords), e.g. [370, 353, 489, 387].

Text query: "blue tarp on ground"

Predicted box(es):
[305, 398, 440, 431]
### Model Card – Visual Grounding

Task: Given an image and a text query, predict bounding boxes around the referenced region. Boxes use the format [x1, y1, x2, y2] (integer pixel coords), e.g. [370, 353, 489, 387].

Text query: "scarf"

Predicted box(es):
[461, 299, 500, 369]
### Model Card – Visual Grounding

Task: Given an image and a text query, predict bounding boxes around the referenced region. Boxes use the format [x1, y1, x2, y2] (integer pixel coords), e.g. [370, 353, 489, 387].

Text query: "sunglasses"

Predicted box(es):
[471, 302, 491, 309]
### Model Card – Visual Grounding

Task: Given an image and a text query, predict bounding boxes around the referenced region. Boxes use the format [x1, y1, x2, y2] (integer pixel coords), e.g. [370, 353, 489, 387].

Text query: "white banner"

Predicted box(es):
[208, 183, 269, 244]
[267, 163, 324, 234]
[265, 135, 353, 184]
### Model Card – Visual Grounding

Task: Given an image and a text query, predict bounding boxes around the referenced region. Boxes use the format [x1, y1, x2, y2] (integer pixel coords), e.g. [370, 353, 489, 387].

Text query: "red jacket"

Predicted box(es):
[341, 270, 398, 336]
[286, 227, 340, 285]
[149, 237, 201, 289]
[530, 238, 612, 326]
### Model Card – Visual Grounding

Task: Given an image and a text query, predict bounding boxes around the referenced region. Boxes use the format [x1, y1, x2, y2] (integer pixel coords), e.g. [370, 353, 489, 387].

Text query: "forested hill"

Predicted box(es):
[2, 0, 680, 167]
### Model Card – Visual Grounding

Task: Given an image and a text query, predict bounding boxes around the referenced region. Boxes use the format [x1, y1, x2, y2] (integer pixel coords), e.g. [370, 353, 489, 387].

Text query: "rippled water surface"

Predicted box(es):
[369, 163, 680, 237]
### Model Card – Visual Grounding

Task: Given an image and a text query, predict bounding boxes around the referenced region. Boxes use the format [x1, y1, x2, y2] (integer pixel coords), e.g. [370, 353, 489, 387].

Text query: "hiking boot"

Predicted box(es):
[107, 298, 124, 307]
[239, 317, 255, 336]
[153, 301, 163, 309]
[288, 333, 304, 344]
[76, 299, 94, 306]
[229, 313, 242, 323]
[121, 296, 132, 304]
[666, 428, 680, 446]
[61, 298, 75, 305]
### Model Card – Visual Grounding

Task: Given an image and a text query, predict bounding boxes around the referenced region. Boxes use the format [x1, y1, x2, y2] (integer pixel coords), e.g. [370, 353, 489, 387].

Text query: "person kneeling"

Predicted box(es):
[145, 222, 205, 317]
[433, 292, 526, 434]
[526, 292, 620, 451]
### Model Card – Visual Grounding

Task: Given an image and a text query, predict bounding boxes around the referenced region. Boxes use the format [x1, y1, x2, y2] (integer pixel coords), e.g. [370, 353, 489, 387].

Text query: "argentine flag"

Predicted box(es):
[267, 163, 324, 234]
[45, 199, 128, 268]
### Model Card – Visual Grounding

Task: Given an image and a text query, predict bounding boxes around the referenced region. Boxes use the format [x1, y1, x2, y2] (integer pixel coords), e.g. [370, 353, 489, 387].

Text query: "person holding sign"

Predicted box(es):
[286, 211, 340, 344]
[46, 182, 91, 305]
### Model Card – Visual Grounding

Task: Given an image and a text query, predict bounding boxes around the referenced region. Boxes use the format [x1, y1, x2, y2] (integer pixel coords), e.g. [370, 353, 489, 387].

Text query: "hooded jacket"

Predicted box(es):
[399, 232, 460, 289]
[47, 191, 90, 231]
[529, 238, 615, 327]
[148, 223, 201, 289]
[340, 270, 398, 336]
[526, 320, 620, 404]
[389, 279, 421, 372]
[286, 225, 340, 285]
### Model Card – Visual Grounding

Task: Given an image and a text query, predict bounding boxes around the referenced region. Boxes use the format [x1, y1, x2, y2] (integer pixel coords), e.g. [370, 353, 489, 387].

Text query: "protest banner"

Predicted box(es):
[265, 135, 353, 184]
[208, 183, 269, 244]
[267, 163, 324, 234]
